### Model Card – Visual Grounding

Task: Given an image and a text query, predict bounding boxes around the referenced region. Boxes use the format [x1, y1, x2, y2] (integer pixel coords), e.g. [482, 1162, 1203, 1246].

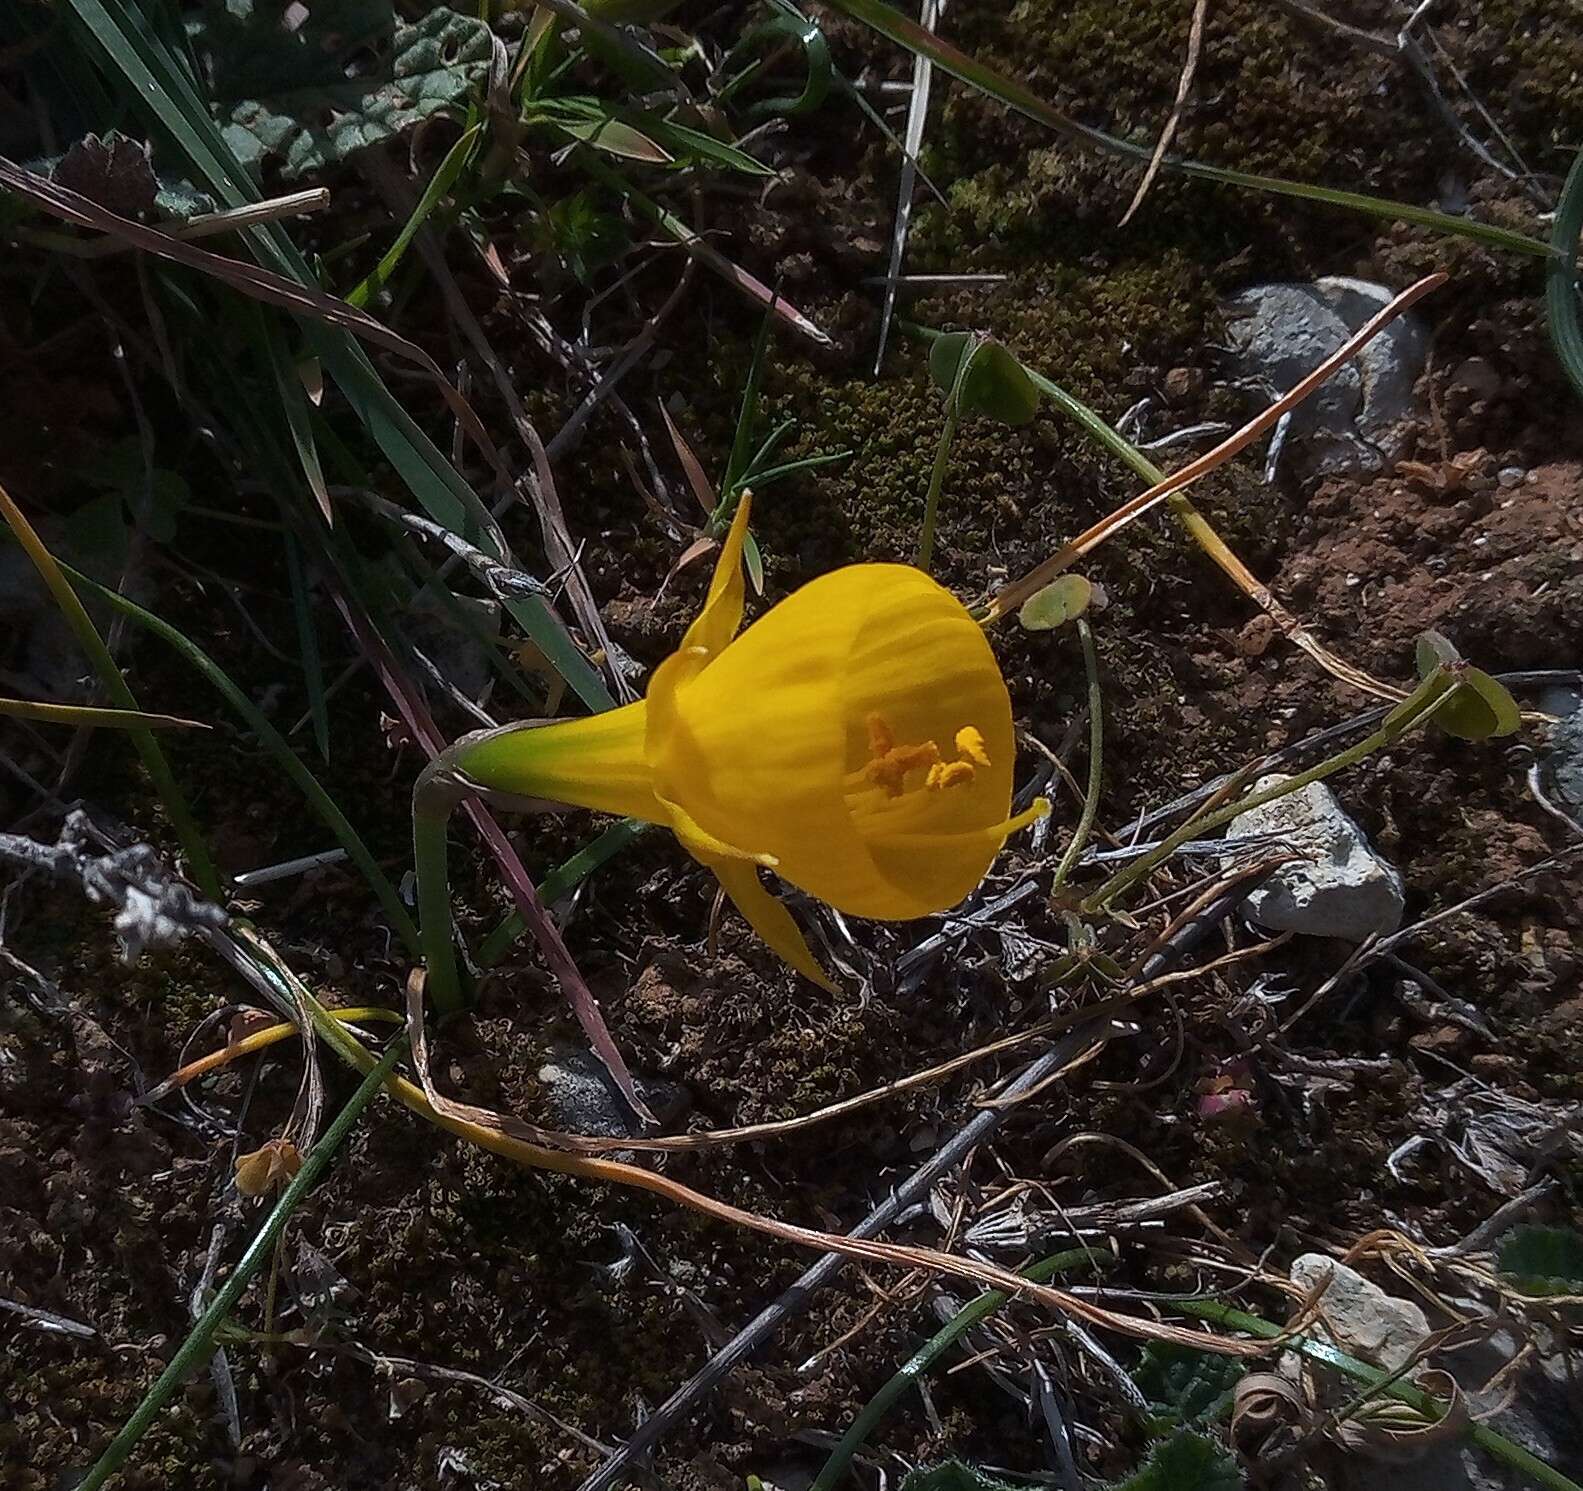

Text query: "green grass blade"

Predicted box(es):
[0, 478, 219, 898]
[64, 0, 605, 714]
[60, 562, 421, 957]
[0, 698, 205, 730]
[725, 301, 779, 496]
[1545, 146, 1583, 402]
[810, 1249, 1098, 1491]
[822, 0, 1554, 259]
[284, 531, 332, 763]
[346, 123, 482, 309]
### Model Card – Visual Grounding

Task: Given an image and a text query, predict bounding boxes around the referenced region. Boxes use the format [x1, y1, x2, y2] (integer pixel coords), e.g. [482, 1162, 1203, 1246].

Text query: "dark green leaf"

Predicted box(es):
[900, 1463, 1021, 1491]
[1132, 1344, 1245, 1429]
[1498, 1226, 1583, 1296]
[191, 0, 491, 178]
[929, 334, 1040, 425]
[532, 190, 629, 285]
[1113, 1430, 1243, 1491]
[928, 331, 975, 395]
[961, 340, 1040, 424]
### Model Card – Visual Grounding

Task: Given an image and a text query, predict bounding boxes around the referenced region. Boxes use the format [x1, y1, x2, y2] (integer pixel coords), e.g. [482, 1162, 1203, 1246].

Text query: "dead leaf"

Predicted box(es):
[52, 134, 159, 218]
[235, 1136, 303, 1196]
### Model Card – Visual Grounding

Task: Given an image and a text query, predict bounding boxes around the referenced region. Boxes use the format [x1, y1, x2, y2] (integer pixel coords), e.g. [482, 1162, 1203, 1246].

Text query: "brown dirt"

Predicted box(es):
[3, 2, 1583, 1489]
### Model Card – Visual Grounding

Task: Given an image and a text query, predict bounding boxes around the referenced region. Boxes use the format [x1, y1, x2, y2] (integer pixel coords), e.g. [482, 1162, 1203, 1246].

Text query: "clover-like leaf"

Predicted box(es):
[928, 333, 1040, 425]
[1018, 574, 1093, 631]
[192, 0, 491, 179]
[1410, 630, 1521, 740]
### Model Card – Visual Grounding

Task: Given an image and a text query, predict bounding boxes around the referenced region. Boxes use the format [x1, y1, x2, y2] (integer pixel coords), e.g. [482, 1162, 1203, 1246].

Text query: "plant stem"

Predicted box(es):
[77, 1037, 407, 1491]
[915, 394, 962, 572]
[1051, 619, 1103, 891]
[810, 1248, 1099, 1491]
[1084, 674, 1455, 913]
[1171, 1298, 1583, 1491]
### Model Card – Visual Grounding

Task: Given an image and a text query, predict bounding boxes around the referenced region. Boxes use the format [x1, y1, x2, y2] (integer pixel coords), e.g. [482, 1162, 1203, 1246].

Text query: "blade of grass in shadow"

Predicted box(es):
[284, 531, 332, 763]
[1545, 146, 1583, 402]
[58, 0, 605, 713]
[0, 698, 207, 730]
[57, 561, 420, 958]
[577, 153, 833, 347]
[0, 478, 218, 897]
[345, 123, 483, 310]
[349, 123, 484, 311]
[822, 0, 1554, 260]
[810, 1248, 1101, 1491]
[75, 1035, 409, 1491]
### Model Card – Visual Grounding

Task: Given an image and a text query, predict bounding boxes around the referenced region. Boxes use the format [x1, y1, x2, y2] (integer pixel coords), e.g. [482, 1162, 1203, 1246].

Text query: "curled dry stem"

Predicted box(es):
[220, 926, 1261, 1356]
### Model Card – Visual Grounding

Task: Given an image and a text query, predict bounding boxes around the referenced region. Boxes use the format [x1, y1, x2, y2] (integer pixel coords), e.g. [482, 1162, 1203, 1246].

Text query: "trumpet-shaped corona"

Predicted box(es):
[456, 497, 1048, 989]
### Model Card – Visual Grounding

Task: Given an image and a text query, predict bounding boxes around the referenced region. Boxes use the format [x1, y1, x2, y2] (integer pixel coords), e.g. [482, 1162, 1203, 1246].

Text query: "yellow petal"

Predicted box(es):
[659, 789, 776, 866]
[710, 859, 839, 993]
[680, 492, 752, 657]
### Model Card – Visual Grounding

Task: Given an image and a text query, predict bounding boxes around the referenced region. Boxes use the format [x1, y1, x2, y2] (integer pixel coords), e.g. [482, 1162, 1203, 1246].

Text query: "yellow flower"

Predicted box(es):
[456, 498, 1047, 989]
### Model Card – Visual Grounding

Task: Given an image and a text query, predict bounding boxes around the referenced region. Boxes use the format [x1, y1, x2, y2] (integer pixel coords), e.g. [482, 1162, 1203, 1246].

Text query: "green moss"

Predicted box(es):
[760, 256, 1217, 571]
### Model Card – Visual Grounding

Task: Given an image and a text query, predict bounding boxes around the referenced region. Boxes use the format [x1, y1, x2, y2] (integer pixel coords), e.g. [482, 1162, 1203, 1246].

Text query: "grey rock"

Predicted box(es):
[536, 1044, 690, 1140]
[1540, 696, 1583, 817]
[1227, 775, 1405, 941]
[1222, 276, 1428, 473]
[1290, 1253, 1429, 1371]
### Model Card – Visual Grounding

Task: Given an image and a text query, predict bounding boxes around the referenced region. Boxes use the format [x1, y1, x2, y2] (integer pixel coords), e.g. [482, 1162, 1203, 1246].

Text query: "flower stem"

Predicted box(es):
[915, 396, 961, 573]
[1051, 618, 1103, 892]
[413, 757, 469, 1015]
[915, 335, 981, 572]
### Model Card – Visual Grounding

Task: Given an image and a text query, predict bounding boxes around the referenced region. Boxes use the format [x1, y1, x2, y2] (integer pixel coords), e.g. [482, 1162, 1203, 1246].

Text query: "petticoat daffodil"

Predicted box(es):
[452, 496, 1048, 990]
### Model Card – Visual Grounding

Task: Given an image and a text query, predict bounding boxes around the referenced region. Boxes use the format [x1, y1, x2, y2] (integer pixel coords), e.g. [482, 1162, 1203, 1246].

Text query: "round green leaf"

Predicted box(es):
[959, 340, 1040, 425]
[927, 331, 974, 395]
[1437, 667, 1522, 741]
[1017, 574, 1093, 631]
[928, 334, 1040, 425]
[1414, 629, 1461, 679]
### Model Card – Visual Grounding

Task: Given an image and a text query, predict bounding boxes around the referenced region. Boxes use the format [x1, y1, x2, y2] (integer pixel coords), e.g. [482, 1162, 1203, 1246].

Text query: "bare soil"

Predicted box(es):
[2, 2, 1582, 1489]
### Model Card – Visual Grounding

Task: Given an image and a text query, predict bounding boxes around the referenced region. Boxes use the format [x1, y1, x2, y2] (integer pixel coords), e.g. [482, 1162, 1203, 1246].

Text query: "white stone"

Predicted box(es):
[1290, 1254, 1430, 1371]
[1226, 775, 1405, 942]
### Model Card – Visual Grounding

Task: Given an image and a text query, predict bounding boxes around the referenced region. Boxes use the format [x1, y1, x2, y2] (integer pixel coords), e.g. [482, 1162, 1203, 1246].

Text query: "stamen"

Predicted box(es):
[867, 741, 940, 797]
[955, 726, 991, 768]
[866, 713, 896, 757]
[927, 761, 975, 791]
